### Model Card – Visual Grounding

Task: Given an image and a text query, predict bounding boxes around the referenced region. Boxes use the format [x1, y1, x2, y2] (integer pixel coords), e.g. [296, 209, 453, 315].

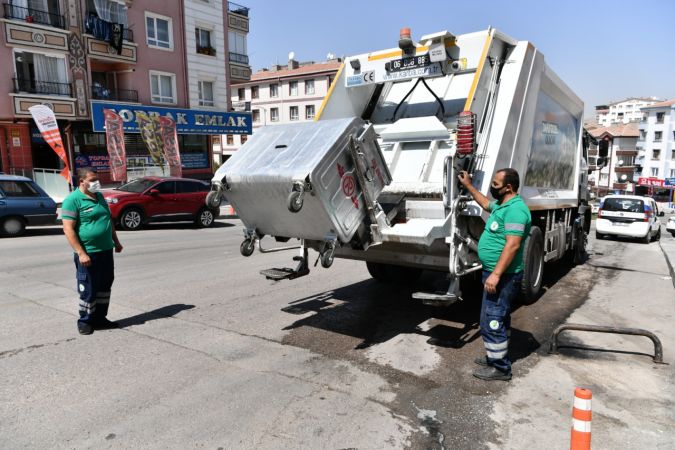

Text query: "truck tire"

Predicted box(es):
[520, 226, 544, 305]
[366, 262, 422, 284]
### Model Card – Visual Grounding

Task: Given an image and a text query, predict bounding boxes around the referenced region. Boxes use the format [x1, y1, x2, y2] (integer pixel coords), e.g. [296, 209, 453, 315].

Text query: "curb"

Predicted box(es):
[659, 239, 675, 289]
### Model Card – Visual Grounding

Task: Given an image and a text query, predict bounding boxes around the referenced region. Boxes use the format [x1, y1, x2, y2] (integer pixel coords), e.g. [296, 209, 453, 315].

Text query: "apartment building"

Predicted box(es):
[636, 99, 675, 191]
[589, 123, 639, 196]
[595, 97, 661, 126]
[0, 0, 251, 184]
[220, 57, 342, 162]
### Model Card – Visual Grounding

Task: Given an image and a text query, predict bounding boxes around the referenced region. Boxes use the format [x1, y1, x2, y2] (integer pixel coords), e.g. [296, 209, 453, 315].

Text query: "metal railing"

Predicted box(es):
[228, 1, 249, 16]
[13, 77, 72, 96]
[229, 52, 249, 64]
[91, 85, 139, 102]
[2, 3, 65, 29]
[84, 11, 133, 42]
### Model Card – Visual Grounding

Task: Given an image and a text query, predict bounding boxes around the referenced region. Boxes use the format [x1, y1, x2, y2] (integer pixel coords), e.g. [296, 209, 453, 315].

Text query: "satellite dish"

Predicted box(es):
[327, 52, 335, 60]
[288, 51, 295, 60]
[617, 159, 624, 166]
[620, 174, 627, 181]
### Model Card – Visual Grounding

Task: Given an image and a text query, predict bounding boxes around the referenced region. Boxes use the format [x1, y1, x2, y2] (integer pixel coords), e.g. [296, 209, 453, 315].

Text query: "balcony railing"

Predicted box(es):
[91, 85, 138, 102]
[229, 52, 249, 64]
[13, 77, 71, 96]
[84, 12, 134, 42]
[3, 3, 66, 29]
[228, 2, 249, 17]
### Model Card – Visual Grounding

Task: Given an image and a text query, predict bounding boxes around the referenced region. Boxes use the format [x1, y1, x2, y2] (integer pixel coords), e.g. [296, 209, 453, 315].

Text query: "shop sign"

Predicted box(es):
[91, 101, 252, 135]
[76, 154, 110, 170]
[637, 177, 664, 187]
[665, 178, 675, 186]
[180, 153, 209, 169]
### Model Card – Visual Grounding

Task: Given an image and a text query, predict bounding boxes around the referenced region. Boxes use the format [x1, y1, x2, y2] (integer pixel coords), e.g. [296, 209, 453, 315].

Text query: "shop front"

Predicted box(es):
[84, 101, 251, 183]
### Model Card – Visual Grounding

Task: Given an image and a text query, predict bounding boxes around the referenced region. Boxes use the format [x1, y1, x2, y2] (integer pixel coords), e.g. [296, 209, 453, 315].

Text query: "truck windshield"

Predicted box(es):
[602, 198, 644, 213]
[116, 178, 157, 193]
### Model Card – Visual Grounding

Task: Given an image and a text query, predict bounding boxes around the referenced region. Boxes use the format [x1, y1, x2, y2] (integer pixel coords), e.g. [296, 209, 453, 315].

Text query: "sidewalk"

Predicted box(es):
[489, 234, 675, 449]
[660, 232, 675, 287]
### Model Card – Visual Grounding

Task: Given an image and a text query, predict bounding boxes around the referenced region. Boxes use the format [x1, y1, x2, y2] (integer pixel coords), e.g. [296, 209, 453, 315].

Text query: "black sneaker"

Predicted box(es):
[95, 318, 119, 330]
[472, 366, 512, 381]
[78, 322, 94, 335]
[474, 356, 490, 367]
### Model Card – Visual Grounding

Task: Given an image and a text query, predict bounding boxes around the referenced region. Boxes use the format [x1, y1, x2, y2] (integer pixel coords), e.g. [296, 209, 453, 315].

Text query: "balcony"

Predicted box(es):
[613, 183, 628, 190]
[197, 45, 217, 56]
[228, 2, 249, 17]
[614, 166, 636, 173]
[2, 3, 65, 29]
[616, 150, 638, 156]
[229, 52, 249, 65]
[91, 85, 138, 103]
[13, 77, 71, 96]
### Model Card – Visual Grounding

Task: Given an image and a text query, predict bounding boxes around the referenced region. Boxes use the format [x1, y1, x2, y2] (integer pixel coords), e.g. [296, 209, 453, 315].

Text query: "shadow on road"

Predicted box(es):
[116, 303, 195, 328]
[281, 260, 571, 355]
[15, 226, 64, 237]
[120, 221, 236, 232]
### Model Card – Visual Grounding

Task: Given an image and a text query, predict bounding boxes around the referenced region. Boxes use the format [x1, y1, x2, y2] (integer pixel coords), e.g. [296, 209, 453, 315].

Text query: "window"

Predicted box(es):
[155, 181, 176, 194]
[289, 81, 298, 96]
[226, 135, 234, 145]
[177, 181, 204, 193]
[0, 180, 40, 197]
[652, 149, 661, 160]
[270, 107, 279, 122]
[241, 134, 247, 144]
[656, 112, 665, 123]
[289, 106, 299, 121]
[146, 13, 172, 49]
[640, 130, 647, 139]
[252, 109, 260, 123]
[195, 28, 214, 56]
[13, 50, 70, 96]
[251, 86, 259, 99]
[228, 31, 247, 55]
[150, 71, 176, 104]
[672, 150, 675, 160]
[305, 105, 315, 120]
[600, 173, 608, 182]
[671, 169, 675, 178]
[237, 87, 245, 100]
[86, 0, 128, 27]
[198, 80, 214, 106]
[305, 79, 314, 95]
[270, 83, 278, 98]
[654, 131, 662, 142]
[650, 168, 659, 177]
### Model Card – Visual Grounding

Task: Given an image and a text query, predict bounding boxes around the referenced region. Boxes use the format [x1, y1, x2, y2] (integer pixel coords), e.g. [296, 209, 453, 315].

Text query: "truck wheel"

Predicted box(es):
[287, 191, 303, 213]
[520, 226, 544, 305]
[1, 216, 26, 237]
[366, 262, 422, 284]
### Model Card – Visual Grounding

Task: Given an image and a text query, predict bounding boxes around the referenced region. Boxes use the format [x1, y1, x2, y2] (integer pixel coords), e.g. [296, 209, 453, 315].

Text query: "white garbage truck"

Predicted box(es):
[210, 27, 593, 305]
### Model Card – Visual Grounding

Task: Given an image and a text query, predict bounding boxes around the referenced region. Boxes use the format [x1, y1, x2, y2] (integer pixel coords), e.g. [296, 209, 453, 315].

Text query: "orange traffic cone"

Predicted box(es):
[570, 387, 592, 450]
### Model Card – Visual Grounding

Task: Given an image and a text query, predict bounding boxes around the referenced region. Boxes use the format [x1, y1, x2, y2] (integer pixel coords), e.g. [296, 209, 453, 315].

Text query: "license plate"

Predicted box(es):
[389, 54, 431, 72]
[612, 222, 629, 227]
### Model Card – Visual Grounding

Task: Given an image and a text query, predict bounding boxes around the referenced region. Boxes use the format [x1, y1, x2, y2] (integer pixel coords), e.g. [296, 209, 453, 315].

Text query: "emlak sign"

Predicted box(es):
[91, 101, 252, 135]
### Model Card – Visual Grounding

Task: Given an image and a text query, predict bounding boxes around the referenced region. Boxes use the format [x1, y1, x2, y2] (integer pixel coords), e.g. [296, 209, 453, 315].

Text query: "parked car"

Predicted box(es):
[0, 174, 57, 237]
[595, 195, 663, 243]
[666, 216, 675, 237]
[102, 177, 219, 230]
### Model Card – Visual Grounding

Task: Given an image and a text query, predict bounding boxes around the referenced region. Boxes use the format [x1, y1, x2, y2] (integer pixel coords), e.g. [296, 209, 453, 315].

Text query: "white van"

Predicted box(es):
[595, 195, 662, 243]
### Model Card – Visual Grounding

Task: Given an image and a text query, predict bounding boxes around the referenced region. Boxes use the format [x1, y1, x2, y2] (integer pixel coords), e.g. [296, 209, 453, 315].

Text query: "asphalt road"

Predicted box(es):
[1, 218, 668, 449]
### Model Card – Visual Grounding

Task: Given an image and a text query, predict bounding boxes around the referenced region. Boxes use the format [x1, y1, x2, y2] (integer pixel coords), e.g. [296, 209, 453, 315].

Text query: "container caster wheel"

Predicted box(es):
[240, 239, 255, 257]
[288, 190, 304, 213]
[206, 190, 222, 208]
[320, 247, 335, 268]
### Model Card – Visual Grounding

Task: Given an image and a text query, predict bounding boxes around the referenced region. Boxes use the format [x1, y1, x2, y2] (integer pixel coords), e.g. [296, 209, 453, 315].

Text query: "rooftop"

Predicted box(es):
[640, 99, 675, 109]
[607, 97, 661, 106]
[589, 122, 639, 138]
[251, 60, 342, 82]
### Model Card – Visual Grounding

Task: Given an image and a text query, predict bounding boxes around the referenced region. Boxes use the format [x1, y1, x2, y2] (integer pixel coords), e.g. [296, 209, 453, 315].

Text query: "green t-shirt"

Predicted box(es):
[477, 195, 532, 274]
[61, 189, 114, 253]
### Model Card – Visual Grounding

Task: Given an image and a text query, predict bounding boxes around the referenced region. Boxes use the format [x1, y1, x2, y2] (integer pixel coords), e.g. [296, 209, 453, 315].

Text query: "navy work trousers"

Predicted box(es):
[480, 270, 523, 374]
[74, 250, 114, 326]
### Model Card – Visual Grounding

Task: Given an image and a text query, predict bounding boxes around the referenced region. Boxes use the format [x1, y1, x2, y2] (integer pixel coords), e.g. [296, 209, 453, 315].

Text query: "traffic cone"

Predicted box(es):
[570, 387, 592, 450]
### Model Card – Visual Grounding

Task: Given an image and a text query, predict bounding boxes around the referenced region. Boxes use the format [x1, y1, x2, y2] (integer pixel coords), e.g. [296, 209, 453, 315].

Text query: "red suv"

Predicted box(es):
[102, 177, 219, 230]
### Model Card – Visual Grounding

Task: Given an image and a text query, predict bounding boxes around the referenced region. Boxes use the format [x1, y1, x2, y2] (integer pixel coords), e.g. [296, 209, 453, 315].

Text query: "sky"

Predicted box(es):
[241, 0, 675, 118]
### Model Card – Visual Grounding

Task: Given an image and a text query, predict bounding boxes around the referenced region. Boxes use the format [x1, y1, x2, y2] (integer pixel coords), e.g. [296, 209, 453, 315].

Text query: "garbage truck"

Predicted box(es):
[210, 27, 593, 305]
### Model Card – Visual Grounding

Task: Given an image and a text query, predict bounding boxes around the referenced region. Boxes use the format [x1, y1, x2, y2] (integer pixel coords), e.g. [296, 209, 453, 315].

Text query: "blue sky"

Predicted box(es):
[242, 0, 675, 117]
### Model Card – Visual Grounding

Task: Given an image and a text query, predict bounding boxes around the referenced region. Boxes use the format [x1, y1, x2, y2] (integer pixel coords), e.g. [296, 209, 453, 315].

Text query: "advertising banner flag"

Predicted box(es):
[135, 111, 165, 169]
[103, 109, 127, 182]
[28, 105, 71, 181]
[159, 116, 182, 178]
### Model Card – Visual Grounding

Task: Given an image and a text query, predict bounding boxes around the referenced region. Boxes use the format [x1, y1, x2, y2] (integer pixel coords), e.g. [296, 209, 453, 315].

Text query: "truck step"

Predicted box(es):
[260, 267, 310, 281]
[413, 291, 461, 307]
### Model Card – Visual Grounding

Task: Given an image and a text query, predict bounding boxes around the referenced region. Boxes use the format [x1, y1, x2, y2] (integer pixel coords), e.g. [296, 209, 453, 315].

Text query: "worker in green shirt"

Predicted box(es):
[459, 168, 531, 381]
[62, 167, 123, 335]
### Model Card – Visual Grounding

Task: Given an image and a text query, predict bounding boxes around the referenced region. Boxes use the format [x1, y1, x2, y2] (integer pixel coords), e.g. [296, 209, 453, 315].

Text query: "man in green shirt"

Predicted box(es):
[62, 167, 123, 335]
[459, 168, 531, 381]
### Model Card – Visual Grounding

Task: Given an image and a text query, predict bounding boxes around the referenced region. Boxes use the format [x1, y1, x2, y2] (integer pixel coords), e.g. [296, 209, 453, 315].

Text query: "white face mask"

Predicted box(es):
[86, 180, 102, 193]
